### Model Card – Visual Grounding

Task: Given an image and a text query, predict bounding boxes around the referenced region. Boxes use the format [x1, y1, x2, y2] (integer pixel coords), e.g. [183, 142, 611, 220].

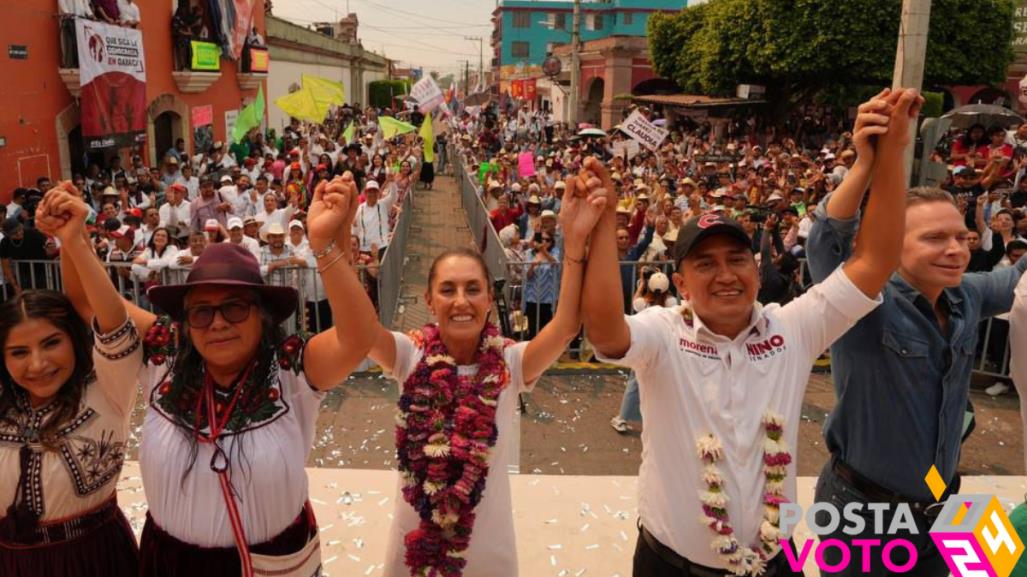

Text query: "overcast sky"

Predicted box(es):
[273, 0, 497, 76]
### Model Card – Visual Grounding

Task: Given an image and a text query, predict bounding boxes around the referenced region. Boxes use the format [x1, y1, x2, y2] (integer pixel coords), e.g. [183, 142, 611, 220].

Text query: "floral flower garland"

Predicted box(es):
[143, 316, 176, 366]
[396, 323, 509, 577]
[697, 412, 792, 576]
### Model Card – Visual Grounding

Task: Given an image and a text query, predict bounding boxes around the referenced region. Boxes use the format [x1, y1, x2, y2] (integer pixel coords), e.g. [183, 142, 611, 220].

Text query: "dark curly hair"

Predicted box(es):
[0, 291, 94, 448]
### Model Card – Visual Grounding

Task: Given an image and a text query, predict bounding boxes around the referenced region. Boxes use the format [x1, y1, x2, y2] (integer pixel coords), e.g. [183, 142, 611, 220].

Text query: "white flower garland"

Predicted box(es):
[696, 412, 793, 576]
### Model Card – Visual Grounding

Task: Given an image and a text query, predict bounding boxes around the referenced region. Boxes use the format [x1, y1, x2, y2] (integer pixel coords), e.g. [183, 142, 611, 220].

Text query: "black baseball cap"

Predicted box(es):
[671, 213, 752, 267]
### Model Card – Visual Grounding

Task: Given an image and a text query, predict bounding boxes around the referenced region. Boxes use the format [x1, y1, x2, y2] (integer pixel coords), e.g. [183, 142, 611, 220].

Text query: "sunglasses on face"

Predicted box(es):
[185, 299, 255, 329]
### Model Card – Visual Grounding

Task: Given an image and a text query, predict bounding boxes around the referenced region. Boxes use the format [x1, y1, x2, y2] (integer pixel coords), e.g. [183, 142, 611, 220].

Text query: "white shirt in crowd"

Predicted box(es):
[159, 199, 192, 230]
[595, 267, 880, 569]
[256, 206, 297, 238]
[382, 334, 534, 577]
[219, 185, 255, 218]
[131, 246, 180, 282]
[175, 175, 200, 201]
[1010, 274, 1027, 473]
[116, 0, 140, 24]
[223, 235, 262, 263]
[59, 0, 93, 16]
[353, 192, 396, 252]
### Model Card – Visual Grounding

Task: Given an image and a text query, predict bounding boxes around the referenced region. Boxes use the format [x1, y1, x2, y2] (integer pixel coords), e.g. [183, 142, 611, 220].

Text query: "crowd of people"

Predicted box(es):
[0, 105, 439, 332]
[0, 84, 1026, 577]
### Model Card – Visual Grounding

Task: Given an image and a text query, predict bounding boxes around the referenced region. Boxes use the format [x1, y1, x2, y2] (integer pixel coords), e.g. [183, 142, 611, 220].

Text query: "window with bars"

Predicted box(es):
[512, 12, 531, 28]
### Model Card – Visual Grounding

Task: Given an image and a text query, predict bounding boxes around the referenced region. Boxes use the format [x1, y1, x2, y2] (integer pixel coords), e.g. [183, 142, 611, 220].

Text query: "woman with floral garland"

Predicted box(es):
[44, 175, 378, 576]
[373, 174, 608, 577]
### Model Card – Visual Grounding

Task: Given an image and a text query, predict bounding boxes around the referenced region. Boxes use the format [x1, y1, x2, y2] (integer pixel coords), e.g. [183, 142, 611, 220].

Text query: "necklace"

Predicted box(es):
[696, 412, 792, 576]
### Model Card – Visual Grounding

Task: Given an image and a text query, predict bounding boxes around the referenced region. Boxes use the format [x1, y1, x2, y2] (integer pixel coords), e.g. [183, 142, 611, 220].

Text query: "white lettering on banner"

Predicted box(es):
[620, 110, 669, 152]
[411, 77, 445, 114]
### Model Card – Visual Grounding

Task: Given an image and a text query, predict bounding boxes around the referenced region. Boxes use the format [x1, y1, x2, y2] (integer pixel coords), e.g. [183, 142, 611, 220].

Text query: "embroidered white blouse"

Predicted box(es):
[137, 339, 325, 548]
[0, 319, 141, 522]
[382, 332, 535, 577]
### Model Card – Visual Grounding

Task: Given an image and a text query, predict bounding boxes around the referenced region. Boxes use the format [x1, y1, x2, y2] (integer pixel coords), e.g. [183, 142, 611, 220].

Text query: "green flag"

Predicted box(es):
[420, 114, 435, 163]
[231, 86, 265, 144]
[379, 116, 417, 140]
[342, 121, 355, 144]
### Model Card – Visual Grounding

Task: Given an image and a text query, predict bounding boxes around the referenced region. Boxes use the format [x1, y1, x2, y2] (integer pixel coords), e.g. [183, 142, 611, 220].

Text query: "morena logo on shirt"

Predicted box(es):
[678, 337, 720, 360]
[745, 334, 787, 361]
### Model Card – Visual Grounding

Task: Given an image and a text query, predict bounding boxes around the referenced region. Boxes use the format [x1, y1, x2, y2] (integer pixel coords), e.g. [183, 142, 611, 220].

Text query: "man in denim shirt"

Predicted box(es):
[807, 90, 1027, 576]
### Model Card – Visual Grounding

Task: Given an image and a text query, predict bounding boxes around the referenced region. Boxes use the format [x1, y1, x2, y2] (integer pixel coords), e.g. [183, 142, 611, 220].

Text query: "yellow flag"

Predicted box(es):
[302, 74, 346, 107]
[342, 121, 355, 144]
[379, 116, 417, 140]
[420, 114, 435, 164]
[274, 88, 329, 123]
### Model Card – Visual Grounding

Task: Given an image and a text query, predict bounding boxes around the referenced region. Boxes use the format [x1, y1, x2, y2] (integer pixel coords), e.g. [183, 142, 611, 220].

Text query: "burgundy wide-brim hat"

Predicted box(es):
[148, 243, 298, 323]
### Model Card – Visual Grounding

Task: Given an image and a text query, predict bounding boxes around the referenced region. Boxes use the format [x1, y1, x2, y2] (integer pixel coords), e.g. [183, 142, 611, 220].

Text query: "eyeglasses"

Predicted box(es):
[185, 300, 255, 329]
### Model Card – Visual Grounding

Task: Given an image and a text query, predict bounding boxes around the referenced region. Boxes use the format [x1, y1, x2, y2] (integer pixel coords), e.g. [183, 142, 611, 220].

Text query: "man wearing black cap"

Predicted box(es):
[580, 89, 915, 577]
[1, 217, 55, 294]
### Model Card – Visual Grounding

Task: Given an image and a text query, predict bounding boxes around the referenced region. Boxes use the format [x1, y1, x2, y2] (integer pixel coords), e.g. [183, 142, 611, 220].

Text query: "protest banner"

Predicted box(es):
[612, 139, 641, 160]
[410, 76, 444, 113]
[192, 105, 214, 154]
[190, 40, 220, 71]
[620, 110, 669, 152]
[76, 19, 147, 150]
[518, 151, 535, 178]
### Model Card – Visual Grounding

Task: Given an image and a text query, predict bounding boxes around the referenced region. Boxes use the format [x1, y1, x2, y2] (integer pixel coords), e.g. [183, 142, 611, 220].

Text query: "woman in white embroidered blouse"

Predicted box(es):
[365, 174, 607, 577]
[55, 175, 378, 576]
[1, 186, 143, 576]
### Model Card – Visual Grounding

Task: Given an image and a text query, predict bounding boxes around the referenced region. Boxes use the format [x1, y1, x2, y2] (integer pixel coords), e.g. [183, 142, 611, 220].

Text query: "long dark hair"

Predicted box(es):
[961, 124, 987, 148]
[168, 291, 285, 482]
[0, 291, 93, 448]
[147, 226, 173, 258]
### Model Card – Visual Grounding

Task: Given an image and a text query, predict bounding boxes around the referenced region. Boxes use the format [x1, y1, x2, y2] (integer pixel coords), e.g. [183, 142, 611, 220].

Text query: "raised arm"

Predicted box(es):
[842, 88, 923, 297]
[37, 188, 127, 333]
[824, 88, 891, 220]
[581, 157, 632, 358]
[522, 174, 606, 383]
[302, 175, 380, 390]
[48, 184, 157, 334]
[1010, 273, 1027, 473]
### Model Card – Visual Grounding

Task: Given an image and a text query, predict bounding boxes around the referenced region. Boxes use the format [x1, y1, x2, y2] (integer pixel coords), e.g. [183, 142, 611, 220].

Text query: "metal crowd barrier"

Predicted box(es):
[454, 154, 509, 286]
[377, 188, 415, 328]
[4, 257, 376, 334]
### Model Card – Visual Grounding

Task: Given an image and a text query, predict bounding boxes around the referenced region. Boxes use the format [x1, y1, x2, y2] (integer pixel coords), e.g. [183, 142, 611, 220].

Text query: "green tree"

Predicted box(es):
[649, 0, 1015, 106]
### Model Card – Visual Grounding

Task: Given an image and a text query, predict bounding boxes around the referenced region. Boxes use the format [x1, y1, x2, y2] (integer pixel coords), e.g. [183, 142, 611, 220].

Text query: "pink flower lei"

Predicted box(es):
[696, 412, 792, 576]
[396, 323, 509, 577]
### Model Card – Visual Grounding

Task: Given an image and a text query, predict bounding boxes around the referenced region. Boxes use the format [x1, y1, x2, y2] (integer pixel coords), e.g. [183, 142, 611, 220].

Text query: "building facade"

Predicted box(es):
[0, 0, 270, 202]
[265, 16, 390, 130]
[491, 0, 685, 91]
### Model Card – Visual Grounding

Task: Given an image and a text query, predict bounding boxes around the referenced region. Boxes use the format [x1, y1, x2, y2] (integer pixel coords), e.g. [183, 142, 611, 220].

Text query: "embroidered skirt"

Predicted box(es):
[0, 498, 138, 577]
[139, 506, 315, 577]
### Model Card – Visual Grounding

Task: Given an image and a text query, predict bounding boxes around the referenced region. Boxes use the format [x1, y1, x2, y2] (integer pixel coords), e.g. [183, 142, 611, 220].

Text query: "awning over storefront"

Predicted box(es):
[632, 94, 766, 108]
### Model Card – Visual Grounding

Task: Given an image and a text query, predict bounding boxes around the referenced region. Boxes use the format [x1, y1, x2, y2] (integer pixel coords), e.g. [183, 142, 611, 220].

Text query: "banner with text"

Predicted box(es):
[76, 19, 147, 150]
[191, 40, 221, 71]
[620, 110, 668, 152]
[410, 76, 444, 114]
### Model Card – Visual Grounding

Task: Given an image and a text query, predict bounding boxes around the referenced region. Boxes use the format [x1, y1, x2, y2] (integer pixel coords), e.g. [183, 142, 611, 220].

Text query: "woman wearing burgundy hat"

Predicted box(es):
[44, 174, 378, 576]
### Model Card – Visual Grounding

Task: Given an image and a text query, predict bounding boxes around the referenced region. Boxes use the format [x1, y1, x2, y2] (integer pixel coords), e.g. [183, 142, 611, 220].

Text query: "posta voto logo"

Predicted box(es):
[777, 466, 1024, 575]
[926, 466, 1025, 577]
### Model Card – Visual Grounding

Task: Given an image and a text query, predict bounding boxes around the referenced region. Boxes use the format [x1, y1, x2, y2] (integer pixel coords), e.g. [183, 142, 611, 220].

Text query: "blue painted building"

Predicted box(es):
[491, 0, 685, 82]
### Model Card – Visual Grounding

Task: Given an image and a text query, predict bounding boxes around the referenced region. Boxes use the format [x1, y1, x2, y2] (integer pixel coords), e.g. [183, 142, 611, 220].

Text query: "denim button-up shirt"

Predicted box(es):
[807, 196, 1027, 501]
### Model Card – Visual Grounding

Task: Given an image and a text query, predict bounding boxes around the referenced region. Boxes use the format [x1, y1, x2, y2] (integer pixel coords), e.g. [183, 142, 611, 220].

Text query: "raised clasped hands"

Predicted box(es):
[307, 173, 358, 254]
[35, 182, 89, 244]
[557, 156, 612, 249]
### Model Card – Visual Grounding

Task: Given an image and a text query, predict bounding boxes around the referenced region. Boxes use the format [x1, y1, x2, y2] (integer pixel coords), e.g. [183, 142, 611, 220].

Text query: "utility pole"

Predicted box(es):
[465, 36, 484, 91]
[461, 59, 470, 97]
[569, 0, 581, 127]
[892, 0, 931, 181]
